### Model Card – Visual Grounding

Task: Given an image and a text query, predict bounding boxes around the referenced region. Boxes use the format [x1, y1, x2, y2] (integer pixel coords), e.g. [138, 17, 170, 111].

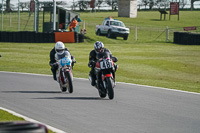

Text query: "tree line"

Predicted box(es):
[1, 0, 200, 12]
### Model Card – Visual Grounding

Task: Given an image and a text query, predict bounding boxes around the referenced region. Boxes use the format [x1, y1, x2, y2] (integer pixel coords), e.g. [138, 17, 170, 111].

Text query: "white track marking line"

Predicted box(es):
[0, 71, 199, 95]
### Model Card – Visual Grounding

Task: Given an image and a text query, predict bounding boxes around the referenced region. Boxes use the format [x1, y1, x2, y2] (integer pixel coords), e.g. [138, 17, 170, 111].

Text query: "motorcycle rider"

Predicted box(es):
[88, 41, 118, 86]
[49, 41, 76, 81]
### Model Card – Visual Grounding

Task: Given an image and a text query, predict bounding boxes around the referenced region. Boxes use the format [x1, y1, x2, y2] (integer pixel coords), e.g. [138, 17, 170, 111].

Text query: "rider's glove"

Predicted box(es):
[112, 57, 118, 62]
[88, 61, 95, 68]
[71, 56, 76, 63]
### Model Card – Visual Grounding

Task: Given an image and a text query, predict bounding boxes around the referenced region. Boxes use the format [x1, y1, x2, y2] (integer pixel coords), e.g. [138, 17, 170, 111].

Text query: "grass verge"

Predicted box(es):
[0, 109, 55, 133]
[0, 42, 199, 93]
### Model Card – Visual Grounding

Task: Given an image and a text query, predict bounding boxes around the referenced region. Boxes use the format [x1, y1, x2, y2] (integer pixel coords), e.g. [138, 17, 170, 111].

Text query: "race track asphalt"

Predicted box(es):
[0, 71, 200, 133]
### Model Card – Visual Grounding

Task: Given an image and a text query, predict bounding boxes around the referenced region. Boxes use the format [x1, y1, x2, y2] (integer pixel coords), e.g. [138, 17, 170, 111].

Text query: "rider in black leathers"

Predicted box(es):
[88, 41, 118, 86]
[49, 41, 75, 81]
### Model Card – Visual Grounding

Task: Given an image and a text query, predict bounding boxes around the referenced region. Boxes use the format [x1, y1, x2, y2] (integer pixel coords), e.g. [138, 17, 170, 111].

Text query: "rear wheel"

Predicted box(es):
[106, 77, 114, 100]
[65, 71, 73, 93]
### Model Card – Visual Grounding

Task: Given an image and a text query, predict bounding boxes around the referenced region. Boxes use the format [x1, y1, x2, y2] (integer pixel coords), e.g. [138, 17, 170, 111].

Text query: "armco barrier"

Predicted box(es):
[0, 31, 84, 43]
[174, 32, 200, 45]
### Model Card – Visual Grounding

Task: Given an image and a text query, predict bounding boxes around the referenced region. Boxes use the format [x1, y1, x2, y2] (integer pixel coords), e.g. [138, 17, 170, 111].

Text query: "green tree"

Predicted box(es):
[96, 0, 104, 10]
[105, 0, 118, 10]
[77, 1, 89, 11]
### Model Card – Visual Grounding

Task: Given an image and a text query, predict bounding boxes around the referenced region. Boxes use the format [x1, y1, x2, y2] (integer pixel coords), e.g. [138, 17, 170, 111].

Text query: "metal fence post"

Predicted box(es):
[53, 0, 56, 31]
[166, 26, 169, 42]
[135, 25, 137, 41]
[18, 0, 20, 31]
[9, 12, 11, 27]
[34, 0, 39, 32]
[1, 0, 3, 31]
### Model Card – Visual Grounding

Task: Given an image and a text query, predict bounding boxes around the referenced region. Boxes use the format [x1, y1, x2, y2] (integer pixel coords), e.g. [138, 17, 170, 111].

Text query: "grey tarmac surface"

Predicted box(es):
[0, 71, 200, 133]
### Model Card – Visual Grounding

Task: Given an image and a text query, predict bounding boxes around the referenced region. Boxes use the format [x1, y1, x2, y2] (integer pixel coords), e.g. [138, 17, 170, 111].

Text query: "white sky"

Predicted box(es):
[9, 0, 73, 5]
[11, 0, 73, 3]
[9, 0, 197, 4]
[4, 0, 200, 8]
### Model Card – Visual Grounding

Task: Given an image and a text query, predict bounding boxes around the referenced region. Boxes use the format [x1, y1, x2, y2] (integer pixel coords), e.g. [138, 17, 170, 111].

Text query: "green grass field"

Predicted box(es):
[0, 10, 200, 132]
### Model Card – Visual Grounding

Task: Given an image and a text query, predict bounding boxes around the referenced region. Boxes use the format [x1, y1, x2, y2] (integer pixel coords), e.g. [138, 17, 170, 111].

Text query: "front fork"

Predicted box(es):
[102, 73, 113, 89]
[57, 68, 72, 84]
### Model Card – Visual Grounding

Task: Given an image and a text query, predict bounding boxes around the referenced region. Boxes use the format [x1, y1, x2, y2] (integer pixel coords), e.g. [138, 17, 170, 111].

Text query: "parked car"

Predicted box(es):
[96, 17, 130, 40]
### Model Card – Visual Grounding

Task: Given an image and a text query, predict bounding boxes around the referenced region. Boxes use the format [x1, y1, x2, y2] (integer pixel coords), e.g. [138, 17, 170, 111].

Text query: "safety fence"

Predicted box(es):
[1, 11, 200, 43]
[174, 32, 200, 45]
[1, 11, 38, 32]
[0, 31, 84, 43]
[126, 25, 200, 43]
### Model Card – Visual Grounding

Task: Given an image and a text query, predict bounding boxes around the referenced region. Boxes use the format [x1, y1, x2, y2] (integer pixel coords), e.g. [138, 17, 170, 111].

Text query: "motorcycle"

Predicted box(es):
[53, 51, 73, 93]
[89, 51, 117, 100]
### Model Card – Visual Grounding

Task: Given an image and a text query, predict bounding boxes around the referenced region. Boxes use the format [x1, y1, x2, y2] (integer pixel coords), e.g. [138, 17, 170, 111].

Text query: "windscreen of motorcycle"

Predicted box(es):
[55, 51, 71, 60]
[60, 57, 71, 67]
[96, 51, 111, 60]
[55, 51, 72, 67]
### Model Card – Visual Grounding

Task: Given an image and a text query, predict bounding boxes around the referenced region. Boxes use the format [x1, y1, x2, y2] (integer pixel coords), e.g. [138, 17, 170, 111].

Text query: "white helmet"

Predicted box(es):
[94, 41, 104, 53]
[55, 41, 65, 55]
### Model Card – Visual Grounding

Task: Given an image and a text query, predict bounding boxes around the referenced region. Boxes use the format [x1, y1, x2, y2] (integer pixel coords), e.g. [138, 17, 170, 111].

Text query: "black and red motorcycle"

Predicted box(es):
[89, 52, 118, 100]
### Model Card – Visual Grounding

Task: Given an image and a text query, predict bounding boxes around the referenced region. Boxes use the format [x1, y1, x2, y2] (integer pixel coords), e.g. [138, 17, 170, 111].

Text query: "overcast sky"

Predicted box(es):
[4, 0, 200, 8]
[9, 0, 197, 4]
[11, 0, 73, 3]
[10, 0, 73, 5]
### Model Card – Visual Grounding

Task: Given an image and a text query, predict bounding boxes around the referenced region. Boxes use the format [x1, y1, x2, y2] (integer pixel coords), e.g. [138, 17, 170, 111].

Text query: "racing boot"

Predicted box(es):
[51, 69, 57, 81]
[91, 76, 96, 86]
[89, 74, 96, 86]
[53, 72, 57, 81]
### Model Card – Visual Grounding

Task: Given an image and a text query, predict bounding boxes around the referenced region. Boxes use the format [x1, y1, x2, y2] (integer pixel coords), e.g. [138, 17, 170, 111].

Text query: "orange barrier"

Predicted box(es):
[55, 32, 75, 43]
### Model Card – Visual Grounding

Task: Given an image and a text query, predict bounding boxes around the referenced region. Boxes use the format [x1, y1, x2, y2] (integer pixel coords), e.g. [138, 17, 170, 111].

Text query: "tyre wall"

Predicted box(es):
[174, 32, 200, 45]
[0, 32, 84, 43]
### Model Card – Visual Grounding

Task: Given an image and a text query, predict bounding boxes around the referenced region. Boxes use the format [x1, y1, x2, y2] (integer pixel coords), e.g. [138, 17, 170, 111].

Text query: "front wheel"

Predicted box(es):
[97, 81, 106, 98]
[59, 75, 67, 92]
[96, 29, 101, 36]
[105, 77, 114, 100]
[107, 30, 112, 38]
[65, 71, 73, 93]
[60, 86, 67, 92]
[123, 35, 128, 40]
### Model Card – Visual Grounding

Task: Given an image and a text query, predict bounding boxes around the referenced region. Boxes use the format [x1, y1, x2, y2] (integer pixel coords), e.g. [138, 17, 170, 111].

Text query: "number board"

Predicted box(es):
[100, 60, 112, 69]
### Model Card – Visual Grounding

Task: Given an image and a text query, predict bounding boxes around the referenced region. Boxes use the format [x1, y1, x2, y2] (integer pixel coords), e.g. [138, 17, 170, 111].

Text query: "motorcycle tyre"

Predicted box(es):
[0, 121, 48, 133]
[106, 77, 114, 100]
[97, 82, 106, 98]
[65, 71, 73, 93]
[98, 89, 106, 98]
